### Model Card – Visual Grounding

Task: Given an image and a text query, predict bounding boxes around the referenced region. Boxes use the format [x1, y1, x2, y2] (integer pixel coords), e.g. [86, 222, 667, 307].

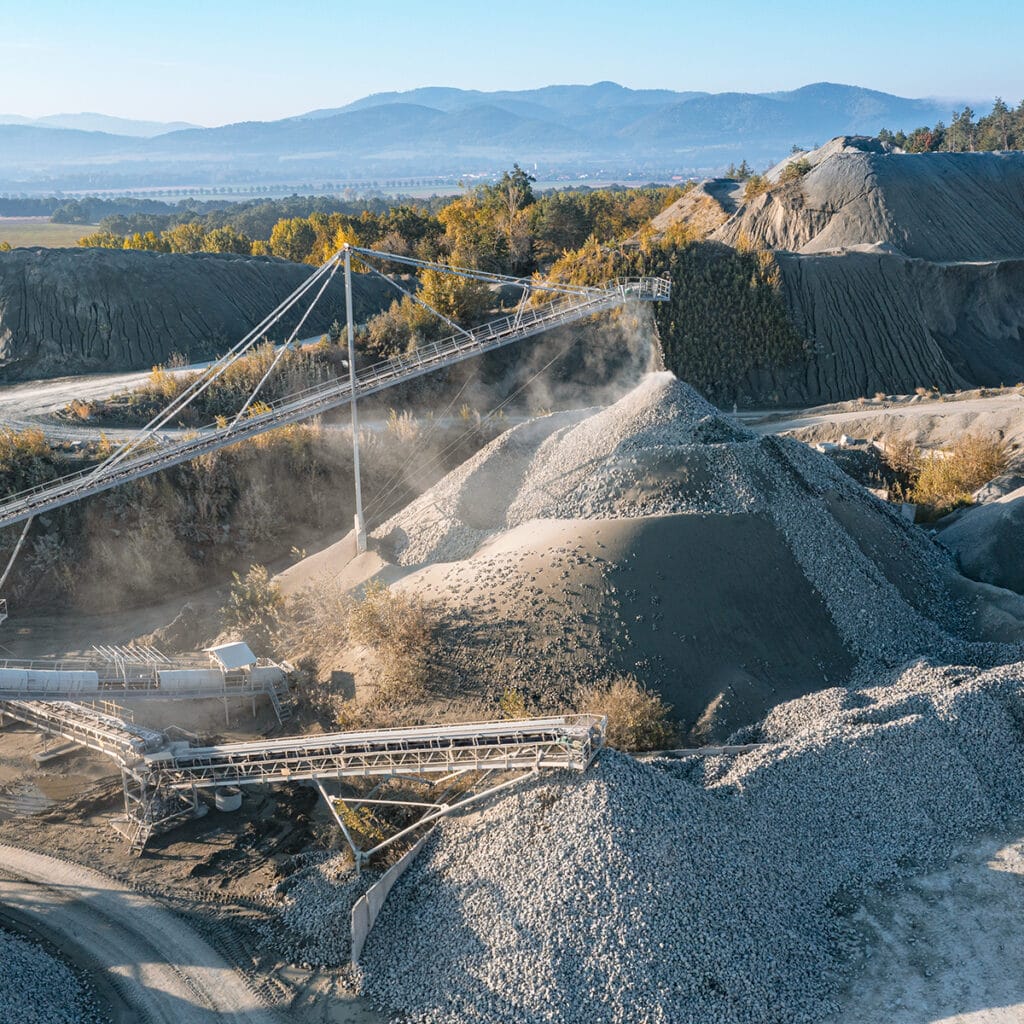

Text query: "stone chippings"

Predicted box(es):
[378, 371, 1014, 674]
[358, 661, 1024, 1023]
[256, 851, 370, 968]
[0, 927, 107, 1024]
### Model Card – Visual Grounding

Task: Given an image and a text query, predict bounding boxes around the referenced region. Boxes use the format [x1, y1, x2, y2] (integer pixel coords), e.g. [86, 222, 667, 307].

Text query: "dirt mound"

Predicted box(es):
[713, 149, 1024, 260]
[0, 247, 391, 381]
[369, 373, 1024, 738]
[754, 251, 1024, 404]
[644, 179, 736, 240]
[649, 144, 1024, 406]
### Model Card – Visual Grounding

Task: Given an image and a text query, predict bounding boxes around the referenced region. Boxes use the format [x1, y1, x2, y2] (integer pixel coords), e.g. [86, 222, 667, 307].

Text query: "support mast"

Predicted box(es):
[344, 246, 367, 553]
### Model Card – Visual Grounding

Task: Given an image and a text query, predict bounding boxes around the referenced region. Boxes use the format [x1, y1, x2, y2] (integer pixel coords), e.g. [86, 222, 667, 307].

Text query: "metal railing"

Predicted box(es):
[1, 700, 165, 764]
[0, 278, 668, 530]
[136, 714, 606, 792]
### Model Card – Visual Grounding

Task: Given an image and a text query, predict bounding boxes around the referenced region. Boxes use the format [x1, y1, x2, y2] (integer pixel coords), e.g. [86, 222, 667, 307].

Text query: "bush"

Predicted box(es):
[575, 676, 675, 752]
[348, 580, 439, 704]
[742, 175, 770, 202]
[220, 564, 284, 653]
[777, 158, 812, 185]
[910, 434, 1008, 516]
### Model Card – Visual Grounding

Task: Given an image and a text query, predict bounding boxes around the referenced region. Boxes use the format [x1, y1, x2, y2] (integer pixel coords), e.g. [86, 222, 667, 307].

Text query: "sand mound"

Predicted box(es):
[370, 374, 1024, 737]
[939, 486, 1024, 594]
[359, 660, 1024, 1023]
[713, 148, 1024, 260]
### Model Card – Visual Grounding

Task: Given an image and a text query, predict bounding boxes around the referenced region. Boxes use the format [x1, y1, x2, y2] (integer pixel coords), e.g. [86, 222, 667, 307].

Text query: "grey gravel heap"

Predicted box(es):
[0, 927, 106, 1024]
[358, 660, 1024, 1023]
[257, 851, 370, 969]
[378, 372, 1024, 676]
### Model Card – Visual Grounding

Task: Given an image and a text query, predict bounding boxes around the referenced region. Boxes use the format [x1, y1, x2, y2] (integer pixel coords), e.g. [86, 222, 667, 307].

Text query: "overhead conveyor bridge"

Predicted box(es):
[0, 269, 669, 532]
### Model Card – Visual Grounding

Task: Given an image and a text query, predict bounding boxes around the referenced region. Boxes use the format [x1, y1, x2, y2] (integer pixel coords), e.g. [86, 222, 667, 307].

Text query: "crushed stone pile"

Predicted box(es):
[938, 485, 1024, 595]
[256, 851, 369, 969]
[0, 926, 106, 1024]
[359, 660, 1024, 1023]
[372, 373, 1024, 735]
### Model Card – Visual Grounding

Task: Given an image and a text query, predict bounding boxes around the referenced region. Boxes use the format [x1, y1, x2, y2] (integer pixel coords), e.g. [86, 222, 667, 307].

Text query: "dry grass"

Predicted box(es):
[912, 434, 1009, 515]
[883, 431, 1009, 517]
[0, 218, 96, 248]
[347, 581, 440, 705]
[575, 676, 675, 752]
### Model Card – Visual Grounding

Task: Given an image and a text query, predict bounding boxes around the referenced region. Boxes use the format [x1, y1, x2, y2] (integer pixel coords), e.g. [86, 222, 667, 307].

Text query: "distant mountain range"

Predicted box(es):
[0, 82, 966, 193]
[0, 112, 198, 137]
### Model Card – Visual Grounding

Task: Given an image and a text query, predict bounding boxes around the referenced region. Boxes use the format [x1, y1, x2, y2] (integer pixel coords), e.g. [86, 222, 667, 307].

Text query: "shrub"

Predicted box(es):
[220, 563, 284, 653]
[777, 158, 813, 185]
[575, 675, 675, 752]
[742, 175, 770, 202]
[281, 576, 354, 677]
[881, 433, 919, 477]
[348, 580, 439, 704]
[911, 434, 1008, 516]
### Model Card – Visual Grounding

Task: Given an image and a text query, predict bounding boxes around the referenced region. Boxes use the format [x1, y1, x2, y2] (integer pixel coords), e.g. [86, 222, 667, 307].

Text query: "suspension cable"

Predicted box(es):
[0, 515, 34, 595]
[86, 254, 341, 480]
[365, 337, 577, 529]
[230, 259, 342, 428]
[358, 261, 475, 342]
[350, 247, 603, 298]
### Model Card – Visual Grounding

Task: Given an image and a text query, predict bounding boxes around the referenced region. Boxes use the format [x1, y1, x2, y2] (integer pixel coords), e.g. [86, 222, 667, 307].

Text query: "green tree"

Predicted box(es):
[201, 226, 254, 255]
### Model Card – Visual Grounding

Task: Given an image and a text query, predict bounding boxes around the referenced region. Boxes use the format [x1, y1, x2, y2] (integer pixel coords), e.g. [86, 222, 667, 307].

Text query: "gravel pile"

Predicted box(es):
[358, 660, 1024, 1023]
[256, 851, 371, 968]
[0, 927, 106, 1024]
[377, 372, 1024, 675]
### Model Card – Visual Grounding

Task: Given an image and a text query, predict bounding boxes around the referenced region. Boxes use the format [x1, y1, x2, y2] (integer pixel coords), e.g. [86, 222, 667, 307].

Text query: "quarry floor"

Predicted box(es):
[0, 722, 383, 1023]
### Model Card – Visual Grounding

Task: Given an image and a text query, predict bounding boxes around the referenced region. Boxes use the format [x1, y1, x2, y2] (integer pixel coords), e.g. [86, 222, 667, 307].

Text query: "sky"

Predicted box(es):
[2, 0, 1021, 125]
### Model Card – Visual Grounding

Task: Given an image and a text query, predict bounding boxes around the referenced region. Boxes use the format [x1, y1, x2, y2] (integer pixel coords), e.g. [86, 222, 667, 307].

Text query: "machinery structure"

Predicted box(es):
[0, 246, 648, 854]
[0, 701, 605, 854]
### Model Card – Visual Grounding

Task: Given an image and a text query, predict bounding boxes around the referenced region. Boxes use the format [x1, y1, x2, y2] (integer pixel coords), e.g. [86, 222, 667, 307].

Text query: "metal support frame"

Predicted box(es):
[315, 767, 539, 871]
[4, 701, 605, 854]
[344, 246, 367, 552]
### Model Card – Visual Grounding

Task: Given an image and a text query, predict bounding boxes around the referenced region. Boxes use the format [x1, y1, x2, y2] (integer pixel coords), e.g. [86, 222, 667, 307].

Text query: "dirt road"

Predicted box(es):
[0, 843, 281, 1023]
[739, 391, 1024, 443]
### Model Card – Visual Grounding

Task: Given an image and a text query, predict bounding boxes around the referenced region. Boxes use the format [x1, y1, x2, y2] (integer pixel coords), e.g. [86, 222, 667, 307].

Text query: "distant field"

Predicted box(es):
[0, 218, 94, 248]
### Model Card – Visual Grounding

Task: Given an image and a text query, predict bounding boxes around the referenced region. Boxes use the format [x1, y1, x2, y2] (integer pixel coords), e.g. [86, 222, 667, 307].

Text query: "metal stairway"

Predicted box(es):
[0, 277, 668, 531]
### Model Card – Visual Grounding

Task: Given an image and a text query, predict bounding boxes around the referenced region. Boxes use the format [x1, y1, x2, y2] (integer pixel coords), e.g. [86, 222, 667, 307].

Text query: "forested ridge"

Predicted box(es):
[879, 97, 1024, 152]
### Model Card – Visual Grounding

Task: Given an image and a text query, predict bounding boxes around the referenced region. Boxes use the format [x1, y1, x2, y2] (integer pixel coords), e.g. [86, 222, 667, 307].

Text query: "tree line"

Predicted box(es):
[76, 169, 683, 277]
[879, 98, 1024, 153]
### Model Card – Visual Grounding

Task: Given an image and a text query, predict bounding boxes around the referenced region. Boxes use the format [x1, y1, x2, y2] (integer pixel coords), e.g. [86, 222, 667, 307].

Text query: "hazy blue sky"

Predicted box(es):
[2, 0, 1021, 125]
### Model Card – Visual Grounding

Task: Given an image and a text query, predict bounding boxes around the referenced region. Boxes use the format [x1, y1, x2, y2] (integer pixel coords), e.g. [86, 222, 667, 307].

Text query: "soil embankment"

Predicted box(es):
[0, 247, 392, 381]
[657, 141, 1024, 406]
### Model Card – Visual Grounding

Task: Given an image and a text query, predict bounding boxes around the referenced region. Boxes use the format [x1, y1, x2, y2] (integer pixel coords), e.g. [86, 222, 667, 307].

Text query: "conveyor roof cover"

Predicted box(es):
[205, 641, 257, 671]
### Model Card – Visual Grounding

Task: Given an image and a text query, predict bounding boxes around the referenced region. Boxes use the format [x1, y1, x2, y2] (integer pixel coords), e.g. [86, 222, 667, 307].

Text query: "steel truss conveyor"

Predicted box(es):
[139, 714, 605, 790]
[0, 274, 668, 531]
[120, 714, 606, 850]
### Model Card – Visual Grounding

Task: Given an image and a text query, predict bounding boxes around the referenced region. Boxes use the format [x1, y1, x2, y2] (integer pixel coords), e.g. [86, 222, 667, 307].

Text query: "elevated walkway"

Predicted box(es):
[135, 714, 604, 792]
[0, 699, 165, 765]
[0, 644, 290, 719]
[0, 276, 669, 530]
